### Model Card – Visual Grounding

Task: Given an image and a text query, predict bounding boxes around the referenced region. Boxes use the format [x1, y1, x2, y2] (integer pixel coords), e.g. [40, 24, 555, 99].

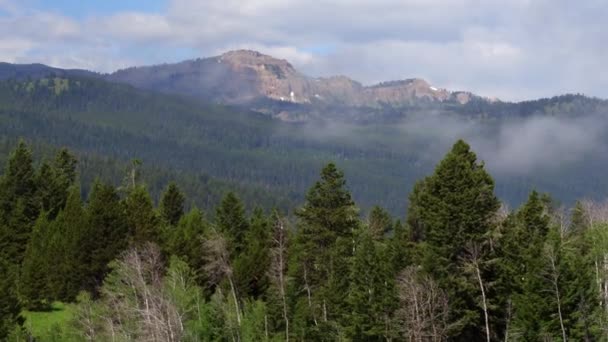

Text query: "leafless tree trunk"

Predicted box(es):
[94, 243, 185, 342]
[303, 264, 318, 326]
[269, 214, 290, 340]
[545, 244, 567, 342]
[462, 242, 491, 342]
[396, 266, 449, 342]
[504, 299, 512, 342]
[204, 233, 242, 327]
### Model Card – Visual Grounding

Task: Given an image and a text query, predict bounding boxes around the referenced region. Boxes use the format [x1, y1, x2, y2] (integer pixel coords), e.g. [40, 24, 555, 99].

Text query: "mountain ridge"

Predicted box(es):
[107, 49, 493, 107]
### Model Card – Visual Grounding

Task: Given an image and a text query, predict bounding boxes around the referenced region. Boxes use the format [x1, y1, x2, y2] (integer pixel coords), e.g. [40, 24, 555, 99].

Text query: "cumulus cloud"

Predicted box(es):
[1, 0, 608, 100]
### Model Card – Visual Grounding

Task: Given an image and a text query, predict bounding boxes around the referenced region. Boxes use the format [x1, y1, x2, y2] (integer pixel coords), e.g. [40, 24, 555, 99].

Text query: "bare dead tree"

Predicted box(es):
[268, 213, 290, 341]
[462, 242, 491, 342]
[203, 232, 242, 329]
[96, 243, 185, 342]
[544, 244, 567, 342]
[396, 266, 449, 342]
[581, 199, 608, 330]
[551, 206, 570, 239]
[72, 292, 98, 342]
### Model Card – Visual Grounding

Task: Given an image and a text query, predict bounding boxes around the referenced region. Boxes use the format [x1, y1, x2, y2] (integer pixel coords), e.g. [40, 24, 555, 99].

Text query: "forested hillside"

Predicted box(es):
[2, 140, 608, 341]
[1, 75, 607, 216]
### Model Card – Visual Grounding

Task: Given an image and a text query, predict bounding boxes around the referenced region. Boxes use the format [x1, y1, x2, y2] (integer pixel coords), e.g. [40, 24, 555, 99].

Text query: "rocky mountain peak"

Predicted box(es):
[108, 49, 491, 110]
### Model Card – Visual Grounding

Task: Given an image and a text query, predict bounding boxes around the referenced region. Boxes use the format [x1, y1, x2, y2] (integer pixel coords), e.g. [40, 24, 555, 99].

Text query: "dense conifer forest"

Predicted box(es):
[2, 139, 608, 341]
[2, 76, 608, 216]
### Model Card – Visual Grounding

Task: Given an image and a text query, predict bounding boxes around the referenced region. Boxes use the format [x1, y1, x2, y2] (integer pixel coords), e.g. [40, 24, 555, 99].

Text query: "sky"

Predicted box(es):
[1, 0, 607, 101]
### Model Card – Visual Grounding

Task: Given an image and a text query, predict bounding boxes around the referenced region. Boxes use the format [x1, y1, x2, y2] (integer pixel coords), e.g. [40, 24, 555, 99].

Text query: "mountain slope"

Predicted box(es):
[0, 62, 97, 81]
[107, 50, 488, 109]
[0, 75, 607, 215]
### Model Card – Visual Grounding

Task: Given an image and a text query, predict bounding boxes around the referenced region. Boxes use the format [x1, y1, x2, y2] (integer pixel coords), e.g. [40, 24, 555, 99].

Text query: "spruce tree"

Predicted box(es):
[367, 206, 392, 240]
[216, 192, 250, 255]
[124, 185, 160, 245]
[406, 140, 500, 339]
[289, 162, 358, 339]
[0, 140, 39, 264]
[18, 213, 53, 310]
[234, 208, 271, 299]
[503, 191, 552, 340]
[160, 182, 185, 226]
[50, 186, 87, 301]
[346, 227, 396, 340]
[82, 180, 128, 293]
[165, 207, 209, 284]
[0, 259, 22, 339]
[36, 149, 77, 220]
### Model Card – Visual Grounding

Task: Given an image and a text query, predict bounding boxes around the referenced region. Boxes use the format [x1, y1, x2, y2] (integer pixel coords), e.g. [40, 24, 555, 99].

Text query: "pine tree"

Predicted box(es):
[18, 213, 53, 310]
[165, 207, 209, 284]
[81, 180, 128, 294]
[124, 185, 160, 245]
[0, 260, 23, 339]
[503, 191, 553, 340]
[346, 227, 396, 340]
[406, 140, 500, 339]
[160, 182, 185, 226]
[367, 206, 392, 240]
[36, 148, 77, 220]
[289, 162, 359, 339]
[216, 192, 250, 255]
[388, 220, 412, 274]
[234, 208, 271, 299]
[49, 186, 87, 301]
[0, 140, 39, 264]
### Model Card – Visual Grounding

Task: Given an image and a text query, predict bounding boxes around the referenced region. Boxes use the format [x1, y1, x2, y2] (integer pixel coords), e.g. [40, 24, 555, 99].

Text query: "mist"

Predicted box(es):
[286, 109, 608, 177]
[396, 112, 608, 175]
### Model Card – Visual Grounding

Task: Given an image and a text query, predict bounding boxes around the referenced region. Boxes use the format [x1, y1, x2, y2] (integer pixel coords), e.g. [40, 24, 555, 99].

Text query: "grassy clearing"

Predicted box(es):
[22, 301, 76, 339]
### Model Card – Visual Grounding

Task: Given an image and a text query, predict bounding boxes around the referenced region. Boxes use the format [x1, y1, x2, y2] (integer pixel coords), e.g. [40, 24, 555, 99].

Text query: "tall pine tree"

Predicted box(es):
[160, 182, 185, 227]
[81, 180, 128, 294]
[407, 140, 500, 340]
[289, 162, 359, 339]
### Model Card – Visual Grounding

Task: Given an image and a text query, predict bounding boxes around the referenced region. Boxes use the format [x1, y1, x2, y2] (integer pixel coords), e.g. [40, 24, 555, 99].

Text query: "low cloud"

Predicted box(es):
[396, 112, 607, 175]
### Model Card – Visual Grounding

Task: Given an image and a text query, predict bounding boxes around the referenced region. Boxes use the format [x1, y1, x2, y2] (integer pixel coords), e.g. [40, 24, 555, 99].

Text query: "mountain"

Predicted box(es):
[0, 53, 607, 215]
[107, 50, 489, 110]
[0, 73, 606, 216]
[0, 62, 98, 81]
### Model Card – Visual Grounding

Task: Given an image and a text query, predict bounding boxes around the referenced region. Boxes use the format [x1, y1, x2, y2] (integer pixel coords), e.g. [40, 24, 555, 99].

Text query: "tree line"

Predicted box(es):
[1, 139, 608, 341]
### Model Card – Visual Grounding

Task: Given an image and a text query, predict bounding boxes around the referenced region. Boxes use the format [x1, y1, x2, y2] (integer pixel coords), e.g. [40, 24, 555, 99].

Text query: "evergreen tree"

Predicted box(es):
[406, 140, 500, 339]
[503, 191, 552, 340]
[36, 149, 77, 220]
[367, 206, 392, 240]
[0, 140, 39, 264]
[124, 185, 160, 245]
[160, 182, 185, 226]
[0, 259, 23, 339]
[346, 227, 396, 340]
[18, 213, 53, 310]
[165, 207, 209, 284]
[216, 192, 249, 255]
[234, 208, 271, 299]
[49, 186, 87, 301]
[388, 220, 412, 274]
[81, 180, 128, 294]
[289, 162, 359, 339]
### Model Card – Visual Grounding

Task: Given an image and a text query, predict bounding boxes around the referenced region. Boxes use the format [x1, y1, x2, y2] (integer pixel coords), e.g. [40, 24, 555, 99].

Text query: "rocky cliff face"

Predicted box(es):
[108, 49, 491, 108]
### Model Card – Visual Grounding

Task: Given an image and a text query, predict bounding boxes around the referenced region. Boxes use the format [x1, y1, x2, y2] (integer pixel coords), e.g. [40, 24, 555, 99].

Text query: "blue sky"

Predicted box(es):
[0, 0, 607, 101]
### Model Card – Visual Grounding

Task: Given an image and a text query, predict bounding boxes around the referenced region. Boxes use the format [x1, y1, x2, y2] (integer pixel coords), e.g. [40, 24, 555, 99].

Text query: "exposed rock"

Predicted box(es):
[108, 49, 490, 109]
